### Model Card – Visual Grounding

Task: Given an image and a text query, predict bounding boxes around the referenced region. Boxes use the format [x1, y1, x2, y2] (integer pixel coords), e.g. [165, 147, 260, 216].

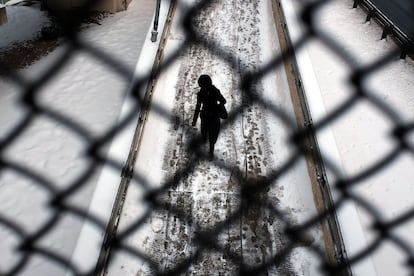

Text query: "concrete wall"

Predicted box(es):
[0, 7, 7, 25]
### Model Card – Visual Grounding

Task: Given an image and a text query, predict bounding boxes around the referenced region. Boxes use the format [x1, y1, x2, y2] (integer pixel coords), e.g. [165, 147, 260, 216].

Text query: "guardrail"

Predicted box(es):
[353, 0, 414, 59]
[272, 0, 352, 274]
[94, 1, 177, 274]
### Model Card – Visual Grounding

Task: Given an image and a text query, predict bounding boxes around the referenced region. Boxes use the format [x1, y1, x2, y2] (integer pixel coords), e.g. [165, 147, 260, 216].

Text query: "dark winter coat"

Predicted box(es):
[192, 85, 226, 123]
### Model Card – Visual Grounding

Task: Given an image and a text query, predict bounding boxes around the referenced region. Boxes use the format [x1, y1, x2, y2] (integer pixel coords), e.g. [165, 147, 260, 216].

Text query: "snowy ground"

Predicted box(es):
[106, 0, 327, 275]
[0, 0, 155, 275]
[3, 0, 411, 275]
[286, 0, 414, 275]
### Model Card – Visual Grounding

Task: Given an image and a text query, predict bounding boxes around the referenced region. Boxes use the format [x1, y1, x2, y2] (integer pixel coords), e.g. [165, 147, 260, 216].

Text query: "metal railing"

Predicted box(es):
[353, 0, 414, 58]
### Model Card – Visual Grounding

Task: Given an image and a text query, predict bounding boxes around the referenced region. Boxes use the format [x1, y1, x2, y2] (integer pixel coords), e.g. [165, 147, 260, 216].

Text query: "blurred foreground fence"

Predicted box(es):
[1, 0, 414, 275]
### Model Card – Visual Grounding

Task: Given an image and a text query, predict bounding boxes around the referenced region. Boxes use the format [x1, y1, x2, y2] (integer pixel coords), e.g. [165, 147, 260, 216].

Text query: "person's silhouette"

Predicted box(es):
[192, 75, 227, 160]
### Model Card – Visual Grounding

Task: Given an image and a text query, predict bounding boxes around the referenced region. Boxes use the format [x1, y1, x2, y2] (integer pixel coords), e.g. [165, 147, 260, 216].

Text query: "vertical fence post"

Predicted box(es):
[151, 0, 161, 42]
[352, 0, 361, 9]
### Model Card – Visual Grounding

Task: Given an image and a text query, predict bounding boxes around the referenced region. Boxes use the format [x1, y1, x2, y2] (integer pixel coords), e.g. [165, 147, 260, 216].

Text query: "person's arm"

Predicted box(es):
[192, 93, 202, 126]
[217, 88, 226, 105]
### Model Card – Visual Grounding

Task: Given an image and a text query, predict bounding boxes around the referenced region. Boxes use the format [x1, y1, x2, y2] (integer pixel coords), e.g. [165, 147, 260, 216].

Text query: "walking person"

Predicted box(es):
[192, 74, 227, 160]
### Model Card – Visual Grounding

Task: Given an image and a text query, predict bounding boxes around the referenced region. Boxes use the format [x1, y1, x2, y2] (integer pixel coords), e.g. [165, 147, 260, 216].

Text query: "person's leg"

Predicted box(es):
[209, 143, 215, 159]
[200, 117, 208, 143]
[208, 118, 220, 159]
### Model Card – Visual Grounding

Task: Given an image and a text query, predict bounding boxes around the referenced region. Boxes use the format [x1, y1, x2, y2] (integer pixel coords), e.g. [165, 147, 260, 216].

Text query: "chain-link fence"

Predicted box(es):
[1, 0, 414, 275]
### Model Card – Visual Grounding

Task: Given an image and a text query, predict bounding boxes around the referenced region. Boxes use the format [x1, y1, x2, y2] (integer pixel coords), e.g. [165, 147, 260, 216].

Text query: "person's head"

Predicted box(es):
[198, 74, 212, 88]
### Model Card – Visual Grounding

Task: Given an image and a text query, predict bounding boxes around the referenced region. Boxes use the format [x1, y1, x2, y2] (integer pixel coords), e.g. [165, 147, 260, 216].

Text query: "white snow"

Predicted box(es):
[68, 0, 171, 273]
[285, 0, 414, 275]
[107, 0, 325, 274]
[280, 1, 377, 275]
[1, 0, 413, 274]
[0, 0, 155, 275]
[4, 0, 27, 6]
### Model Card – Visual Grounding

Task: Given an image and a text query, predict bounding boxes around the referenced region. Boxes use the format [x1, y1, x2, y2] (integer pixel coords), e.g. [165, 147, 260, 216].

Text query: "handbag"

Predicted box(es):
[217, 103, 228, 119]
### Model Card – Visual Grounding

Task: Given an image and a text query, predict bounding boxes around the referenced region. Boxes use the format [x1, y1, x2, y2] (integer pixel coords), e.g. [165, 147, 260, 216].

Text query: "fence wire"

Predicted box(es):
[1, 0, 414, 275]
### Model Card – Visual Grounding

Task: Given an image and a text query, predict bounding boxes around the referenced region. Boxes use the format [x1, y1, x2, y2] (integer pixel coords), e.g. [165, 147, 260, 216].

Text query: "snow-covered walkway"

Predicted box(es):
[106, 0, 326, 274]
